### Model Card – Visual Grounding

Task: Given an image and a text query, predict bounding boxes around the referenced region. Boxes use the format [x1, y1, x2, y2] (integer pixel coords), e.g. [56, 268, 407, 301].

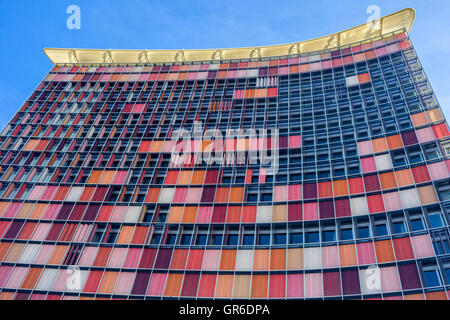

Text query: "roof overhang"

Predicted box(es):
[44, 7, 415, 65]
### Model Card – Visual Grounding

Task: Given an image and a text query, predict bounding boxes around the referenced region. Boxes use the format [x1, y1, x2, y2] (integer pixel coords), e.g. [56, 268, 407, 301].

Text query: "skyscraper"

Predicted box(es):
[0, 8, 449, 300]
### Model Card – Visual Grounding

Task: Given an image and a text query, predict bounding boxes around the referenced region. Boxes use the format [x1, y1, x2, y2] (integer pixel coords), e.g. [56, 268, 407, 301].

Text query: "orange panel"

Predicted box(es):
[372, 137, 388, 153]
[379, 172, 397, 190]
[229, 187, 244, 202]
[181, 206, 197, 223]
[177, 170, 192, 185]
[167, 206, 183, 223]
[48, 245, 68, 264]
[98, 271, 118, 294]
[318, 181, 333, 198]
[131, 226, 149, 244]
[170, 249, 188, 269]
[214, 187, 230, 203]
[21, 268, 42, 289]
[251, 274, 268, 298]
[226, 206, 241, 223]
[411, 112, 428, 127]
[270, 249, 286, 270]
[333, 180, 348, 196]
[220, 250, 236, 270]
[395, 169, 414, 187]
[272, 205, 287, 222]
[386, 134, 403, 149]
[426, 291, 448, 300]
[87, 170, 102, 184]
[253, 249, 270, 270]
[164, 273, 183, 296]
[374, 240, 395, 263]
[215, 274, 233, 298]
[191, 170, 206, 184]
[339, 244, 357, 266]
[145, 188, 160, 203]
[116, 226, 134, 244]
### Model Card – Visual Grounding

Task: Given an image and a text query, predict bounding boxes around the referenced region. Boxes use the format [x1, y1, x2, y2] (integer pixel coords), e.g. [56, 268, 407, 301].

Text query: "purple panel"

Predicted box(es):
[82, 204, 100, 221]
[180, 273, 200, 297]
[56, 203, 74, 220]
[211, 206, 227, 223]
[278, 136, 288, 149]
[258, 68, 268, 76]
[331, 50, 341, 57]
[69, 205, 86, 221]
[4, 221, 24, 239]
[201, 187, 216, 203]
[131, 271, 151, 295]
[341, 269, 361, 295]
[45, 223, 63, 241]
[288, 203, 302, 221]
[207, 71, 217, 79]
[91, 187, 108, 202]
[401, 131, 419, 146]
[82, 74, 92, 81]
[398, 263, 422, 290]
[138, 248, 157, 269]
[335, 198, 351, 218]
[154, 248, 173, 269]
[303, 183, 317, 200]
[363, 174, 381, 192]
[323, 271, 341, 296]
[319, 201, 335, 219]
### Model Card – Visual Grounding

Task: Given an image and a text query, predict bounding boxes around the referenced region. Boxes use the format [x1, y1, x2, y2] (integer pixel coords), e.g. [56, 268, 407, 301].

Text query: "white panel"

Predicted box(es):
[303, 247, 322, 269]
[66, 186, 84, 201]
[18, 244, 41, 264]
[346, 75, 359, 87]
[208, 63, 220, 70]
[157, 188, 175, 203]
[35, 269, 58, 291]
[374, 154, 393, 171]
[399, 188, 421, 208]
[350, 196, 369, 216]
[235, 250, 254, 271]
[256, 206, 273, 223]
[123, 206, 142, 223]
[246, 69, 259, 78]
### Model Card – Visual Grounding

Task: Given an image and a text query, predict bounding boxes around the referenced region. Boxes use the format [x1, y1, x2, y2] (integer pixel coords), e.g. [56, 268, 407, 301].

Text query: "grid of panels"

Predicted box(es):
[0, 31, 449, 300]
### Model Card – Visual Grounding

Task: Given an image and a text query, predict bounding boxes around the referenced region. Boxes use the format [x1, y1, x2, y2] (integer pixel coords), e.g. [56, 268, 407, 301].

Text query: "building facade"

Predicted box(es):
[0, 8, 449, 300]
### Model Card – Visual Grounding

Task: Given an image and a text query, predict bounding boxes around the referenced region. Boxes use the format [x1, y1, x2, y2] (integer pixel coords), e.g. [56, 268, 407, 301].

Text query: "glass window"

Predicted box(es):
[322, 230, 336, 242]
[423, 269, 441, 287]
[429, 213, 444, 228]
[375, 224, 388, 236]
[410, 218, 425, 231]
[393, 221, 406, 234]
[341, 228, 353, 240]
[289, 232, 303, 244]
[358, 226, 370, 238]
[306, 231, 320, 243]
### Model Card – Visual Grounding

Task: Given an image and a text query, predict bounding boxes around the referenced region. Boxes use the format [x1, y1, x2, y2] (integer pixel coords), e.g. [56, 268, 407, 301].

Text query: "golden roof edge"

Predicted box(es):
[44, 7, 415, 65]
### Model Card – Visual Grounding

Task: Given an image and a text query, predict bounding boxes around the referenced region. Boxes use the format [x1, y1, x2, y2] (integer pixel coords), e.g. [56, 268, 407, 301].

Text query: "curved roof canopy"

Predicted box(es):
[44, 8, 415, 65]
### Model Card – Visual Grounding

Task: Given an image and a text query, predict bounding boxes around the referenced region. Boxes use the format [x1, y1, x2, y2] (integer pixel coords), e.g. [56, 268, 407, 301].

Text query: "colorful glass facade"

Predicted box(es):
[0, 13, 450, 300]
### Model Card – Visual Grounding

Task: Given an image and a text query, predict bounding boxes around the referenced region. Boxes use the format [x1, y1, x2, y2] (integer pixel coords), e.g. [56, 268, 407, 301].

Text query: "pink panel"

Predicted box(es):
[78, 246, 99, 266]
[51, 270, 70, 291]
[411, 234, 435, 258]
[201, 250, 221, 270]
[386, 43, 400, 54]
[0, 266, 13, 287]
[4, 267, 27, 288]
[114, 272, 135, 295]
[321, 60, 332, 70]
[322, 246, 340, 268]
[381, 266, 402, 292]
[42, 204, 61, 220]
[123, 248, 142, 268]
[375, 46, 388, 57]
[28, 185, 46, 200]
[147, 273, 168, 296]
[185, 188, 202, 203]
[3, 202, 22, 218]
[288, 184, 302, 201]
[109, 206, 127, 222]
[161, 141, 176, 153]
[428, 161, 450, 180]
[303, 202, 318, 221]
[31, 223, 51, 240]
[196, 206, 212, 223]
[286, 274, 304, 298]
[41, 186, 57, 200]
[357, 141, 373, 155]
[361, 157, 376, 173]
[273, 185, 288, 202]
[279, 67, 289, 75]
[357, 242, 376, 265]
[416, 127, 435, 143]
[173, 188, 188, 203]
[107, 248, 127, 268]
[383, 192, 403, 211]
[33, 245, 54, 264]
[113, 171, 128, 184]
[288, 135, 301, 148]
[304, 273, 323, 298]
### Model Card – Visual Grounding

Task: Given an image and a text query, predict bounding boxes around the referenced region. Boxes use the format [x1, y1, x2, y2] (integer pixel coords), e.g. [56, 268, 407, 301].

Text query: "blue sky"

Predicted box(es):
[0, 0, 449, 129]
